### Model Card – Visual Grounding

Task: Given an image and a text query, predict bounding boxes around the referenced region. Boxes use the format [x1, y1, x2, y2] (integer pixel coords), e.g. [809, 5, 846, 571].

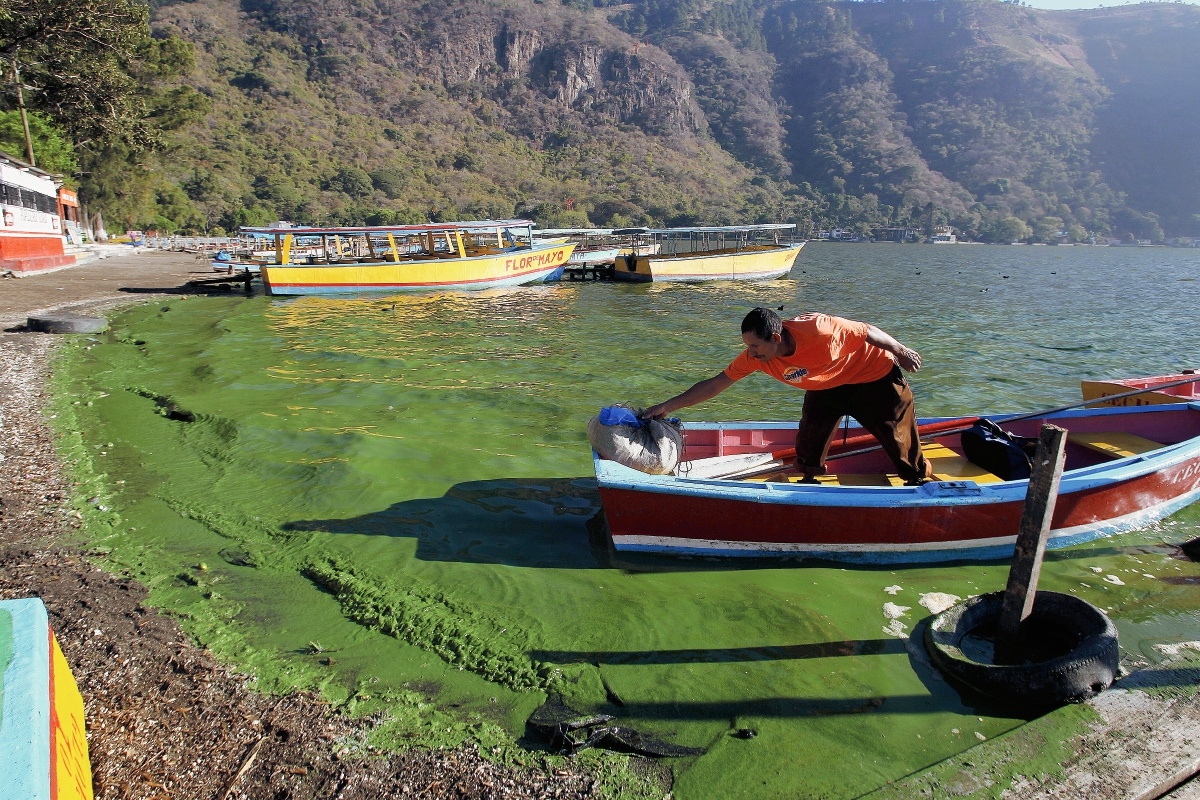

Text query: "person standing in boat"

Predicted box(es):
[642, 307, 935, 485]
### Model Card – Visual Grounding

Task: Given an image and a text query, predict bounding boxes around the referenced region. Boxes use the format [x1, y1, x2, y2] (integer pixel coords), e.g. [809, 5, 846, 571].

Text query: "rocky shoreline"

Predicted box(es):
[0, 255, 602, 800]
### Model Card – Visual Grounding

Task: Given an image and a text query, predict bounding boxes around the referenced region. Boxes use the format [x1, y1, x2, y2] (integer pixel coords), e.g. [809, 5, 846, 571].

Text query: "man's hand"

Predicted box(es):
[865, 325, 922, 373]
[642, 402, 672, 420]
[895, 346, 922, 373]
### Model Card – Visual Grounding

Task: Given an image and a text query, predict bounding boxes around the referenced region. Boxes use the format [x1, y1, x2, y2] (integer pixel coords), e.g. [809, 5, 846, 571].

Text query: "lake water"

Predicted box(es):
[57, 243, 1200, 798]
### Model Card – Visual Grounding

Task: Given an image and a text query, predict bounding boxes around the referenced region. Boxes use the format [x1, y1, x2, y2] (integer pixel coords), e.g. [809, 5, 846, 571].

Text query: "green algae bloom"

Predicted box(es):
[50, 245, 1200, 798]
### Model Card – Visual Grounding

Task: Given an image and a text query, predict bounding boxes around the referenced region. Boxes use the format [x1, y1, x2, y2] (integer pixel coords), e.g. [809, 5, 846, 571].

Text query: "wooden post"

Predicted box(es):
[997, 423, 1068, 652]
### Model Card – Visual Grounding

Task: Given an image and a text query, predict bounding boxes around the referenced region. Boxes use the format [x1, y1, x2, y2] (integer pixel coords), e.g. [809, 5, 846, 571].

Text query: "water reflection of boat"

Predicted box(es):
[244, 220, 574, 295]
[610, 224, 804, 283]
[1082, 372, 1200, 407]
[593, 403, 1200, 563]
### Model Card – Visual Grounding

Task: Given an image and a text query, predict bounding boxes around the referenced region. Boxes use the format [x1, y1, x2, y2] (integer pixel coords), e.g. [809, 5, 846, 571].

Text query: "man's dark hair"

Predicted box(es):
[741, 307, 783, 340]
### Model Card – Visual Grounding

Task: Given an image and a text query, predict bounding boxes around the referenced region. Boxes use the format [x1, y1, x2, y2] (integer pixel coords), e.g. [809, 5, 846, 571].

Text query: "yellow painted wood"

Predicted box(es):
[454, 231, 466, 258]
[922, 441, 1004, 484]
[644, 244, 803, 281]
[743, 440, 1001, 486]
[281, 234, 293, 265]
[1081, 380, 1196, 408]
[1068, 431, 1163, 459]
[262, 244, 576, 291]
[387, 232, 400, 263]
[51, 634, 94, 800]
[274, 233, 282, 264]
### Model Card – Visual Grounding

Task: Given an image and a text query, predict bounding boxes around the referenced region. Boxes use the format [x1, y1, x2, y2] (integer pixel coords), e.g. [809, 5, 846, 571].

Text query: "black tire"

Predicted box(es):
[924, 591, 1118, 709]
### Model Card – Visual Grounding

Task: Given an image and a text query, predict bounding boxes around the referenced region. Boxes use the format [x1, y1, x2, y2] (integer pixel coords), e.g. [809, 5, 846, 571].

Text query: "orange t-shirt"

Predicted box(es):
[724, 314, 896, 390]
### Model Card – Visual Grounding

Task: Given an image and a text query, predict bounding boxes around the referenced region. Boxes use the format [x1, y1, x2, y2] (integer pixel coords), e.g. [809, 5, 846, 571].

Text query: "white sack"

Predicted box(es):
[587, 416, 683, 475]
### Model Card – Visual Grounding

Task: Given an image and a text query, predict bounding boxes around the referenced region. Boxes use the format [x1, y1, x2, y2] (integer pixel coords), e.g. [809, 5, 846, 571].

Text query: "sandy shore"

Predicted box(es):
[0, 253, 600, 800]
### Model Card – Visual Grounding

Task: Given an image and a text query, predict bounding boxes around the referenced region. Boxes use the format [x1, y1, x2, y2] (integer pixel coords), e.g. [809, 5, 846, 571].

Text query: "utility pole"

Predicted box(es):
[10, 58, 36, 167]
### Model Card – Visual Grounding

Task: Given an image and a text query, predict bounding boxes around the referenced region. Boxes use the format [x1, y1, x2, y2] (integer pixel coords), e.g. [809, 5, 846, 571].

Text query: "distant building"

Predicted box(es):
[0, 150, 75, 274]
[57, 187, 84, 245]
[873, 226, 921, 242]
[929, 225, 957, 243]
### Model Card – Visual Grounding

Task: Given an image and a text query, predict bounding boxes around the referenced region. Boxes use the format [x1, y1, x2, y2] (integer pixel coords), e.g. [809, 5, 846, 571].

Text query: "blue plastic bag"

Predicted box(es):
[599, 406, 643, 428]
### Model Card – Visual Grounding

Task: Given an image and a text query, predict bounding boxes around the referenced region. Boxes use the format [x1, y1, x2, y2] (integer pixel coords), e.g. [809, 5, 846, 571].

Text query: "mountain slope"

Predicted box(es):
[148, 0, 796, 231]
[130, 0, 1200, 238]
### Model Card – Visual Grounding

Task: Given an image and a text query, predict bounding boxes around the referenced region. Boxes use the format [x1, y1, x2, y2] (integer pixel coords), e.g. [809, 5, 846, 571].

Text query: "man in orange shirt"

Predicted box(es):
[643, 307, 934, 484]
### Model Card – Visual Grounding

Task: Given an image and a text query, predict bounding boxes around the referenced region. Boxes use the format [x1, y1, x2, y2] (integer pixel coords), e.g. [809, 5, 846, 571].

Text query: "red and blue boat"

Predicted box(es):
[593, 400, 1200, 563]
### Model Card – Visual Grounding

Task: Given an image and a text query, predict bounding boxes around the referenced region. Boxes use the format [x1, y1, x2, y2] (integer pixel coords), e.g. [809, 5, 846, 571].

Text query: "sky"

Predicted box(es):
[1023, 0, 1195, 8]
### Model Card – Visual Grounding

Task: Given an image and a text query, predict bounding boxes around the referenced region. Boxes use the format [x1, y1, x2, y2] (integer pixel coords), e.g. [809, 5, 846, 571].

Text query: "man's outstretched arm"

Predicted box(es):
[642, 373, 734, 419]
[866, 325, 922, 372]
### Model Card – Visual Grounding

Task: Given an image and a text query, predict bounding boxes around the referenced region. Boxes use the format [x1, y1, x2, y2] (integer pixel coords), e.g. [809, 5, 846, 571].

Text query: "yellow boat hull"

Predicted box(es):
[262, 244, 575, 295]
[611, 243, 803, 283]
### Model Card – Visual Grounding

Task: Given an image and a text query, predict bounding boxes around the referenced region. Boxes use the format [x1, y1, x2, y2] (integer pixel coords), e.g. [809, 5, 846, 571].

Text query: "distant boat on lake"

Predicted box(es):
[610, 224, 804, 283]
[244, 220, 574, 295]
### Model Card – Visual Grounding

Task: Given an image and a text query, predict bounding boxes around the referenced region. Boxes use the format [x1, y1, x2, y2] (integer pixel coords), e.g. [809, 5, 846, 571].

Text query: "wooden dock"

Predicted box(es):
[559, 265, 614, 282]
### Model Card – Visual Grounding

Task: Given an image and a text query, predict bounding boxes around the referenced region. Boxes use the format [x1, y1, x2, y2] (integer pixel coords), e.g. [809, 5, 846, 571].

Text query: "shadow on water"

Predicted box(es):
[284, 477, 857, 573]
[282, 477, 1156, 573]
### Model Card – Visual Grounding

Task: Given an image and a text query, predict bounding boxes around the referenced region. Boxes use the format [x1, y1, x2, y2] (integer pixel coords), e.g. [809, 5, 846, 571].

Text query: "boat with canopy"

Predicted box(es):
[243, 220, 575, 295]
[610, 223, 804, 283]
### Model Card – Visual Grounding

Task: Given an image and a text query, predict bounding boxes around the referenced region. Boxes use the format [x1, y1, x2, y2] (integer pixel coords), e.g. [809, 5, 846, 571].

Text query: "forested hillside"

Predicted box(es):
[8, 0, 1199, 240]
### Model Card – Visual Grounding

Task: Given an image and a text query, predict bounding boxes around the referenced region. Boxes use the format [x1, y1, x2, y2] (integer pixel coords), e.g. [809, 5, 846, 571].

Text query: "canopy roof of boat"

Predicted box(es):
[534, 228, 616, 235]
[614, 223, 796, 235]
[240, 219, 534, 235]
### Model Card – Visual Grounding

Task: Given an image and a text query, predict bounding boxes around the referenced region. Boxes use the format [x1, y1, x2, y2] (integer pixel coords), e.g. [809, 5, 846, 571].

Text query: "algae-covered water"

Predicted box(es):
[54, 244, 1200, 798]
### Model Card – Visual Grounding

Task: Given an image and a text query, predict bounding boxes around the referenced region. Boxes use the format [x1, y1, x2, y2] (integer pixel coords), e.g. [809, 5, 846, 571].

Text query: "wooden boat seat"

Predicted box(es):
[922, 441, 1004, 484]
[747, 442, 1004, 486]
[1067, 431, 1163, 459]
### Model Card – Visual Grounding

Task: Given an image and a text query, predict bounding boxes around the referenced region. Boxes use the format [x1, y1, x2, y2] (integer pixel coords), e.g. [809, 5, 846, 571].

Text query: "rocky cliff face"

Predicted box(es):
[245, 0, 705, 139]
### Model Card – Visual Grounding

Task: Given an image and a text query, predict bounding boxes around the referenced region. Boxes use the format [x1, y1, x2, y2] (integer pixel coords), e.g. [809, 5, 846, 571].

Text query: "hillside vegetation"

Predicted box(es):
[14, 0, 1200, 240]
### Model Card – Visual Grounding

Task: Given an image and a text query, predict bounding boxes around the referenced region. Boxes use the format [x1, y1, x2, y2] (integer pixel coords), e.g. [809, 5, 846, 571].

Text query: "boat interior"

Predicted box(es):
[1100, 375, 1200, 399]
[674, 405, 1200, 486]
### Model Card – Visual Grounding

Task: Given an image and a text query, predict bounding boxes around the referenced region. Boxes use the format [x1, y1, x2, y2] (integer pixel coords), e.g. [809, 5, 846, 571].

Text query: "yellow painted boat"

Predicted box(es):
[1082, 372, 1200, 407]
[610, 224, 804, 283]
[244, 220, 575, 295]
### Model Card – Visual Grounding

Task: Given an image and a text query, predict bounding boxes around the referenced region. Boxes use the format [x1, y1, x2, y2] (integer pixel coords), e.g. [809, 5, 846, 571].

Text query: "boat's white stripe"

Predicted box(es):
[611, 483, 1200, 556]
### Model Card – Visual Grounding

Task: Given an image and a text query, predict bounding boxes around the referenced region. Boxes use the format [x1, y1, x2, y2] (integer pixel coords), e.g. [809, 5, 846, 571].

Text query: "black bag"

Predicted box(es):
[961, 419, 1040, 481]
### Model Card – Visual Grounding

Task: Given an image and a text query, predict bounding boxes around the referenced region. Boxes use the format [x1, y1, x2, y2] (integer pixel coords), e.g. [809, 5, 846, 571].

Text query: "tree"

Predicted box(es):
[0, 110, 76, 176]
[328, 167, 374, 198]
[981, 216, 1032, 243]
[0, 0, 155, 148]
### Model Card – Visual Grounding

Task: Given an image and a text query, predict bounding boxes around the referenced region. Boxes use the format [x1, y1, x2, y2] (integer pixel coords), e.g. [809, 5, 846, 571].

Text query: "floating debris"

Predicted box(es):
[882, 602, 910, 620]
[919, 593, 961, 614]
[883, 585, 903, 595]
[526, 696, 705, 758]
[1104, 574, 1125, 586]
